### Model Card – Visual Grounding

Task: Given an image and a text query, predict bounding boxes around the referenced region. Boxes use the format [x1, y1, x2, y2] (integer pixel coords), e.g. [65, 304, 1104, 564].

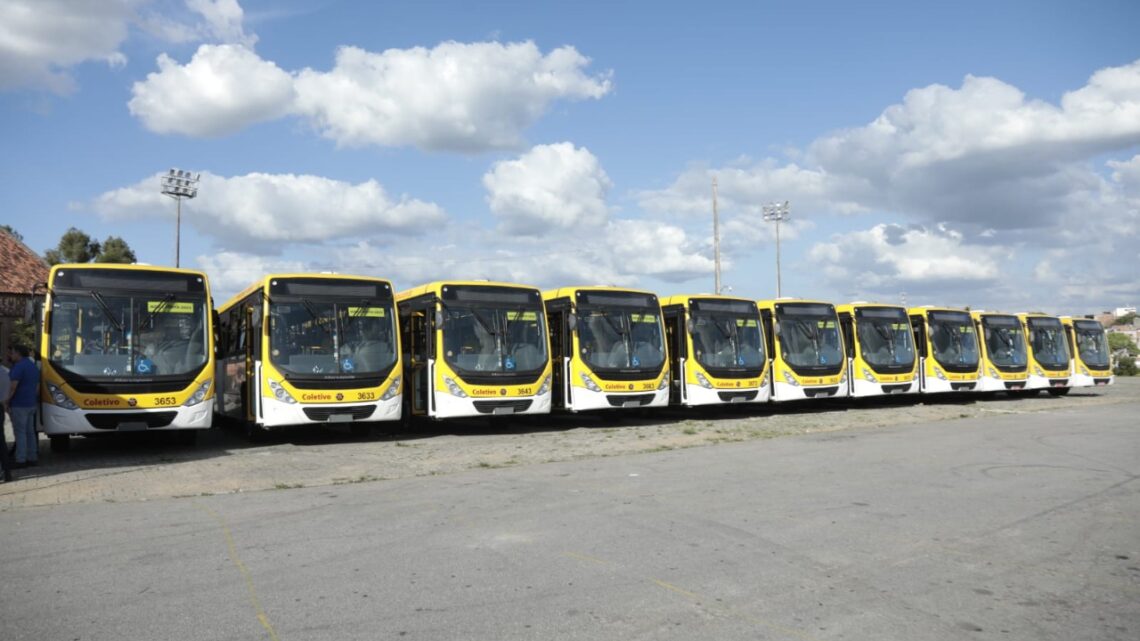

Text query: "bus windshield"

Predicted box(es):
[982, 316, 1027, 368]
[269, 299, 397, 376]
[690, 301, 765, 371]
[928, 311, 979, 369]
[855, 307, 915, 369]
[1026, 318, 1069, 370]
[1073, 321, 1110, 368]
[49, 292, 209, 378]
[441, 287, 547, 375]
[775, 304, 843, 370]
[578, 307, 665, 371]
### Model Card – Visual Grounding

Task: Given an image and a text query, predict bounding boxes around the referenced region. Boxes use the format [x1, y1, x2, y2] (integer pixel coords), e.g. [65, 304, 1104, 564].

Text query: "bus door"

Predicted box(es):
[910, 315, 928, 390]
[759, 309, 776, 394]
[243, 304, 257, 423]
[406, 308, 433, 416]
[546, 307, 569, 410]
[662, 308, 685, 404]
[838, 311, 855, 394]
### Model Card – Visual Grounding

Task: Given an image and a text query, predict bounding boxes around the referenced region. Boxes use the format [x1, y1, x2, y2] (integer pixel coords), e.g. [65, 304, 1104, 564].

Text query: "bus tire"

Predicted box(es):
[49, 434, 71, 452]
[1047, 387, 1071, 396]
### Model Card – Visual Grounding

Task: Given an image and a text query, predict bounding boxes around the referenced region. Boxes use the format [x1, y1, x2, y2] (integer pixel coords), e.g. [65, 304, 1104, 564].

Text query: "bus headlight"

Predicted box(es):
[934, 367, 947, 381]
[782, 369, 800, 387]
[183, 379, 213, 407]
[657, 375, 669, 391]
[1034, 366, 1044, 377]
[47, 383, 79, 410]
[988, 367, 999, 379]
[537, 375, 551, 395]
[695, 372, 714, 389]
[862, 367, 877, 383]
[839, 369, 847, 384]
[269, 379, 298, 404]
[580, 373, 601, 392]
[444, 377, 468, 398]
[380, 375, 401, 401]
[1080, 365, 1090, 376]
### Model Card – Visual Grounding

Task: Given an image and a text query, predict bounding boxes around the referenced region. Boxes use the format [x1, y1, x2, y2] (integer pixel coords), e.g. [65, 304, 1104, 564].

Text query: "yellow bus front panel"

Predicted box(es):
[1019, 314, 1072, 391]
[972, 312, 1029, 393]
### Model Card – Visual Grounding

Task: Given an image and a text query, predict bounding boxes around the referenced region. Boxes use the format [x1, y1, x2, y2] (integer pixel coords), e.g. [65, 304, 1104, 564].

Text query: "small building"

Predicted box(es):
[0, 231, 49, 356]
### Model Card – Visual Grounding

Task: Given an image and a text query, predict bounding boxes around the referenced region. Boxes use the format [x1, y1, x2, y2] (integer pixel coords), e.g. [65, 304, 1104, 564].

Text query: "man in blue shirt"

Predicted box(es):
[6, 345, 40, 467]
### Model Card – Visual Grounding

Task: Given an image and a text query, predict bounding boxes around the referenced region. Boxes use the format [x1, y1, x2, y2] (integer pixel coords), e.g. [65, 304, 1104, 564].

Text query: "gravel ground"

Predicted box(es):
[2, 378, 1135, 510]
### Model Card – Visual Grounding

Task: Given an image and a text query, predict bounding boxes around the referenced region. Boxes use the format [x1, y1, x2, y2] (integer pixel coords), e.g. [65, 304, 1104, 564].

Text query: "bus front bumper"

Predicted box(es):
[40, 399, 214, 436]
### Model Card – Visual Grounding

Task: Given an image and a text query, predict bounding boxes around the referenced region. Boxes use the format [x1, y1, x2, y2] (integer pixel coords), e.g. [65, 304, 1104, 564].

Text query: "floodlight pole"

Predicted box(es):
[763, 201, 790, 298]
[161, 168, 200, 268]
[712, 177, 721, 295]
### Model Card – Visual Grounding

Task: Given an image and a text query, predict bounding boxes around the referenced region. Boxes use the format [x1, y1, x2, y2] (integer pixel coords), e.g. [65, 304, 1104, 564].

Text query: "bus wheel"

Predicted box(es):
[175, 430, 198, 446]
[1047, 387, 1071, 396]
[49, 435, 71, 452]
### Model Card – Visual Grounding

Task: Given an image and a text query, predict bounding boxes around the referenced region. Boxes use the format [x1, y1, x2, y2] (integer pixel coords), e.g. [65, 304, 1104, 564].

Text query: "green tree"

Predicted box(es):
[1114, 312, 1137, 326]
[1114, 356, 1137, 377]
[43, 228, 137, 265]
[0, 224, 22, 241]
[45, 227, 100, 265]
[96, 236, 137, 263]
[1108, 332, 1139, 356]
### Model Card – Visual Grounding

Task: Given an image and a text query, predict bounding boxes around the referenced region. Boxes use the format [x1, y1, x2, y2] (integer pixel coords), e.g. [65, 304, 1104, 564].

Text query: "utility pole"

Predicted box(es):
[712, 176, 721, 295]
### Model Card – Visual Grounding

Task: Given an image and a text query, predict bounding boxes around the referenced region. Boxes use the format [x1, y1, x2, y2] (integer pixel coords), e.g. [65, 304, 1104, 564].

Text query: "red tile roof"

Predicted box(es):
[0, 231, 49, 295]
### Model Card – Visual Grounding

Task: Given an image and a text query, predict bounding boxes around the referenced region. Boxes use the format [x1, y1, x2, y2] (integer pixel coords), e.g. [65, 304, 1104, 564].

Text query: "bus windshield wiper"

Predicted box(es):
[342, 299, 375, 328]
[140, 293, 175, 330]
[90, 290, 125, 333]
[299, 298, 333, 336]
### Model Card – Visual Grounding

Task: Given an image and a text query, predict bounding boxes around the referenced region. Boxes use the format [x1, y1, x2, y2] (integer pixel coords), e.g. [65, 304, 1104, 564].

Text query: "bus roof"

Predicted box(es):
[659, 293, 757, 307]
[217, 272, 395, 313]
[396, 280, 541, 302]
[835, 302, 907, 313]
[48, 262, 208, 280]
[543, 285, 659, 302]
[756, 298, 834, 309]
[906, 305, 970, 315]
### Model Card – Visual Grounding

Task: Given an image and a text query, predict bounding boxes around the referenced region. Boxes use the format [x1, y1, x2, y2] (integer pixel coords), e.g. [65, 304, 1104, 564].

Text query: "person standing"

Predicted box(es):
[6, 344, 40, 468]
[0, 359, 11, 481]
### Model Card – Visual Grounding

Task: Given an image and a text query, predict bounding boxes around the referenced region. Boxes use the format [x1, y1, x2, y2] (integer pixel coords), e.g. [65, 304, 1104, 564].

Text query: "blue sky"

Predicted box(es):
[2, 0, 1139, 313]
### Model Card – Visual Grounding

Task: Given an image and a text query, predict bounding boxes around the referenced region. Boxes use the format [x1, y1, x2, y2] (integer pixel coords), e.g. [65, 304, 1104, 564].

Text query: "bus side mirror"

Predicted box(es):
[567, 312, 577, 331]
[685, 318, 693, 334]
[434, 310, 444, 328]
[772, 321, 781, 336]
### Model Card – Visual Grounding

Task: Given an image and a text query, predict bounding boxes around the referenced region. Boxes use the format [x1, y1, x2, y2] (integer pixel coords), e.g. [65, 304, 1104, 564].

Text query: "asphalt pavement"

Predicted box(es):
[1, 393, 1137, 640]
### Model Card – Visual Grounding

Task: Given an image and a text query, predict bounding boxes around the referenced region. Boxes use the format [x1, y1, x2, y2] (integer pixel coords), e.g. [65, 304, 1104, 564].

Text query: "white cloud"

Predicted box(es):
[0, 0, 139, 93]
[483, 142, 612, 235]
[807, 223, 1008, 298]
[195, 251, 307, 301]
[185, 0, 256, 47]
[1, 0, 259, 94]
[293, 41, 611, 151]
[129, 44, 293, 136]
[129, 39, 612, 148]
[90, 171, 447, 249]
[603, 220, 714, 282]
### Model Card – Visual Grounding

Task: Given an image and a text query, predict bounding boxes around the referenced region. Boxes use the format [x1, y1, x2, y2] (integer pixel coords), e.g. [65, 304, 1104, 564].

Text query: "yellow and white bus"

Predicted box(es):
[543, 287, 669, 412]
[907, 306, 980, 394]
[215, 274, 402, 435]
[397, 281, 551, 419]
[660, 295, 769, 406]
[836, 303, 918, 398]
[36, 264, 215, 450]
[1060, 316, 1114, 390]
[757, 299, 848, 402]
[971, 311, 1029, 393]
[1018, 313, 1072, 395]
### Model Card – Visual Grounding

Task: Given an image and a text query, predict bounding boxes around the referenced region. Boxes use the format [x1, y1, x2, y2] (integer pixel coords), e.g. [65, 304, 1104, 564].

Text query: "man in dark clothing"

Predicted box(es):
[7, 345, 40, 468]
